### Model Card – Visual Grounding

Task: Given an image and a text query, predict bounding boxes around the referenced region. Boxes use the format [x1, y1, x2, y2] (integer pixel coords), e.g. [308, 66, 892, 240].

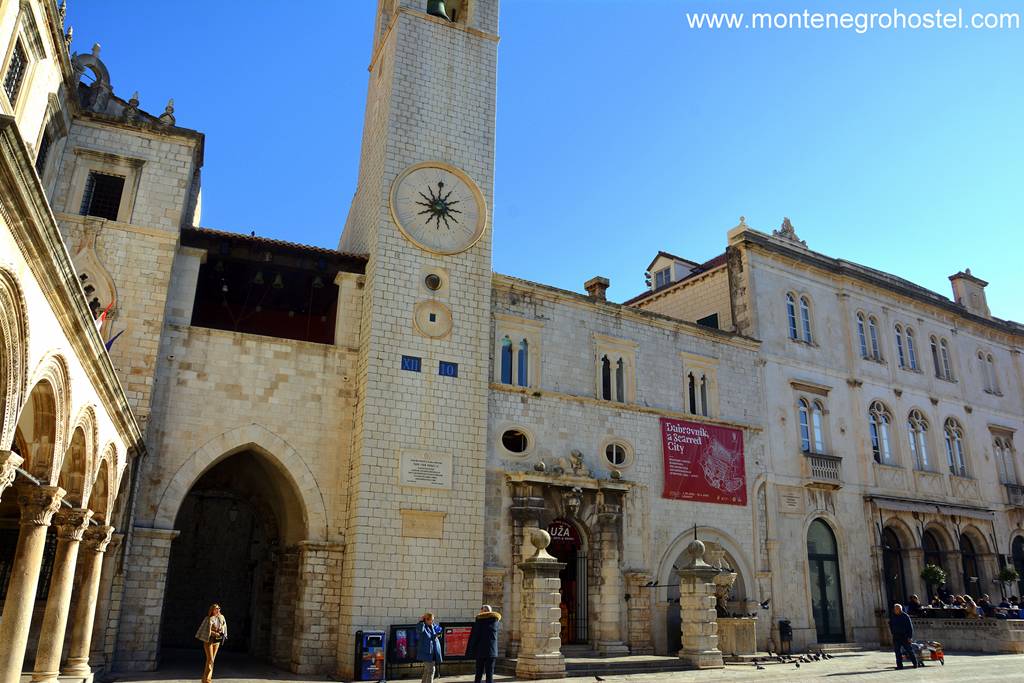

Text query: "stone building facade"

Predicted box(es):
[1, 0, 1023, 680]
[630, 219, 1024, 651]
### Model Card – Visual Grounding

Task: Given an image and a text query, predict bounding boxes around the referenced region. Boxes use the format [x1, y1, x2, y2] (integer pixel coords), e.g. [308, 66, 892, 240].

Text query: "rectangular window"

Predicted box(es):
[401, 355, 422, 372]
[3, 41, 27, 105]
[655, 267, 671, 289]
[34, 130, 51, 176]
[438, 360, 458, 377]
[79, 171, 126, 220]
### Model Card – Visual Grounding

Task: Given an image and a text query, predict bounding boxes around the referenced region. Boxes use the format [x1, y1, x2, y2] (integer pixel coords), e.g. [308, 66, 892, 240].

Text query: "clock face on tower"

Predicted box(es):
[390, 162, 487, 255]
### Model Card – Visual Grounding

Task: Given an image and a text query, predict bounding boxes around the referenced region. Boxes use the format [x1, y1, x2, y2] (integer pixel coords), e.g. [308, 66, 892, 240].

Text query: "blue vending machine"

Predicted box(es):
[355, 630, 387, 681]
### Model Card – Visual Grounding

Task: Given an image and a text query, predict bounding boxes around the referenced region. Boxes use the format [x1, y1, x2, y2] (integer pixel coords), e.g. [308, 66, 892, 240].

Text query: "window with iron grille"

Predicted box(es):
[34, 130, 51, 176]
[79, 171, 126, 220]
[3, 41, 28, 104]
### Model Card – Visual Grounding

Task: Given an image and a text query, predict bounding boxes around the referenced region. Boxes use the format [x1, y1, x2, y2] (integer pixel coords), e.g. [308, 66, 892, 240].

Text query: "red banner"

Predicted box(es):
[443, 626, 472, 657]
[661, 418, 746, 506]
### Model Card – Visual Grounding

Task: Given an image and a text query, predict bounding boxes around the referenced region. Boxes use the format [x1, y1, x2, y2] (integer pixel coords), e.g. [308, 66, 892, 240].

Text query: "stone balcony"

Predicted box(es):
[803, 452, 842, 490]
[1006, 483, 1024, 508]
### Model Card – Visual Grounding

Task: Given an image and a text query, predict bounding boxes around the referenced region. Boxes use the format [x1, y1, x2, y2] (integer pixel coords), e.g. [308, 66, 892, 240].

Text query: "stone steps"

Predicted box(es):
[497, 655, 698, 677]
[812, 642, 870, 655]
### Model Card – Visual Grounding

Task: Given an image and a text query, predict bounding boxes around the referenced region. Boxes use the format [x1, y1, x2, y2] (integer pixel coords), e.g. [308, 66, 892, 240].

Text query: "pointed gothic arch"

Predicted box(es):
[153, 423, 328, 542]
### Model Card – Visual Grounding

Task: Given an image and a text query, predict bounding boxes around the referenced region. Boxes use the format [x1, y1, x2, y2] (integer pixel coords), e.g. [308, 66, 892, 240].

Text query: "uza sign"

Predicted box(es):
[660, 418, 746, 506]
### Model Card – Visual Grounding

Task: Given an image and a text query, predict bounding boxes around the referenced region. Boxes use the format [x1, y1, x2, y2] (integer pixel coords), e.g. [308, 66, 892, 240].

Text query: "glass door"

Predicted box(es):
[808, 519, 846, 643]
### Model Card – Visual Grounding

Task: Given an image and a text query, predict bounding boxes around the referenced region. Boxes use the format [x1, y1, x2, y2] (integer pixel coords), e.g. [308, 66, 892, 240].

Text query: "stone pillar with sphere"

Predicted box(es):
[516, 528, 566, 680]
[675, 540, 724, 669]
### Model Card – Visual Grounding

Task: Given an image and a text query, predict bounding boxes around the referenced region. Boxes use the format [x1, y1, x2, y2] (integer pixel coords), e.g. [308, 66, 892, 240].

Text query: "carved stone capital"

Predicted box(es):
[82, 524, 115, 553]
[55, 508, 94, 542]
[0, 451, 24, 493]
[16, 485, 66, 527]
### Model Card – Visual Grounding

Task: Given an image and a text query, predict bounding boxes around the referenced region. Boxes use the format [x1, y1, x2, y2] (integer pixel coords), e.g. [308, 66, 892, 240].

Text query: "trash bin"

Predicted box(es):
[778, 619, 793, 655]
[355, 630, 387, 681]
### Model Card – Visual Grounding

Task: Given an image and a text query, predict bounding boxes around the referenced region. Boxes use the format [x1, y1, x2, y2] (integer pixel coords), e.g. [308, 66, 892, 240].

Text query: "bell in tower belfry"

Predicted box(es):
[427, 0, 453, 21]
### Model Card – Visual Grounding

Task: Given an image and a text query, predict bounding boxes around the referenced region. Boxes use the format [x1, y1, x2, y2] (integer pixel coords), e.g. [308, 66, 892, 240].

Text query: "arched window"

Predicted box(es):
[786, 293, 798, 340]
[944, 418, 967, 477]
[857, 314, 868, 358]
[895, 325, 906, 368]
[995, 436, 1017, 485]
[930, 336, 941, 377]
[940, 339, 953, 380]
[615, 358, 625, 403]
[811, 400, 825, 453]
[869, 401, 893, 464]
[601, 355, 612, 400]
[868, 317, 881, 360]
[907, 410, 930, 470]
[987, 354, 999, 394]
[517, 339, 529, 387]
[800, 296, 812, 343]
[687, 372, 697, 414]
[500, 336, 513, 384]
[699, 375, 708, 417]
[798, 399, 812, 452]
[906, 328, 918, 370]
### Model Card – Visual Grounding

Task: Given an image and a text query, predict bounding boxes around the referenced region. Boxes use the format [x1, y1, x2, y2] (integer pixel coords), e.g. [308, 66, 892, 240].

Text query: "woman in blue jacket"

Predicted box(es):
[416, 612, 443, 683]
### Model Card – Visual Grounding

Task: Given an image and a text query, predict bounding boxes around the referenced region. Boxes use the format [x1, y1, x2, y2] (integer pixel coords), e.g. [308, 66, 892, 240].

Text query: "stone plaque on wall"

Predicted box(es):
[399, 451, 452, 490]
[777, 485, 805, 515]
[400, 509, 446, 539]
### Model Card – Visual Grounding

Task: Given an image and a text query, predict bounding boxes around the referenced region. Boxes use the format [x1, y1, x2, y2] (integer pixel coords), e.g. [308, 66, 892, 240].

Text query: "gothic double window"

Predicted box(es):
[798, 398, 826, 453]
[499, 336, 530, 387]
[907, 410, 931, 471]
[600, 354, 626, 402]
[994, 435, 1017, 485]
[930, 335, 954, 381]
[894, 324, 919, 371]
[977, 351, 1001, 395]
[786, 292, 813, 344]
[856, 313, 882, 361]
[595, 335, 636, 404]
[943, 418, 968, 477]
[869, 401, 894, 465]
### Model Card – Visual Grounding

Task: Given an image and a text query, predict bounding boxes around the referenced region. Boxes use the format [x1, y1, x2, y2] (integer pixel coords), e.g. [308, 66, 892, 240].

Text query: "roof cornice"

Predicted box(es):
[733, 229, 1024, 340]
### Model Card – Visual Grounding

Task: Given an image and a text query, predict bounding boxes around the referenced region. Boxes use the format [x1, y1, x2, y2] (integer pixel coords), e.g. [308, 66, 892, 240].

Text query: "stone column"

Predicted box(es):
[594, 501, 629, 656]
[516, 529, 566, 680]
[291, 541, 344, 675]
[624, 571, 653, 654]
[676, 540, 723, 669]
[0, 485, 65, 683]
[32, 508, 93, 681]
[63, 525, 115, 676]
[906, 548, 926, 599]
[0, 450, 24, 501]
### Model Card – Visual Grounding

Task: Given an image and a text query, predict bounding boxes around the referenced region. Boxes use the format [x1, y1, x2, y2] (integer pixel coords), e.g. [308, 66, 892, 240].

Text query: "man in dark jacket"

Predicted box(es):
[466, 604, 501, 683]
[889, 603, 919, 669]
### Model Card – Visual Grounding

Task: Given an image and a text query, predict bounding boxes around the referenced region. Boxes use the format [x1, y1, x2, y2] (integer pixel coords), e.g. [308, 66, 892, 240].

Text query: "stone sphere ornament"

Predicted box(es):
[526, 527, 556, 561]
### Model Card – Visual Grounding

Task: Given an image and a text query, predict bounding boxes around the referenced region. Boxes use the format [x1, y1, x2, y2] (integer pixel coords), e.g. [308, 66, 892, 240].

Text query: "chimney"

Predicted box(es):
[584, 276, 610, 302]
[949, 268, 990, 318]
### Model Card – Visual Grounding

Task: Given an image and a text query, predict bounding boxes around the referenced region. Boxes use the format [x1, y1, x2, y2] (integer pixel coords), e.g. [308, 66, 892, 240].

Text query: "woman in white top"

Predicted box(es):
[195, 603, 228, 683]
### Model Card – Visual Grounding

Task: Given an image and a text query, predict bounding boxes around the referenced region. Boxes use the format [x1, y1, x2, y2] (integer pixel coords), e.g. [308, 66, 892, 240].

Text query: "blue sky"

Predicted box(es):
[67, 1, 1023, 320]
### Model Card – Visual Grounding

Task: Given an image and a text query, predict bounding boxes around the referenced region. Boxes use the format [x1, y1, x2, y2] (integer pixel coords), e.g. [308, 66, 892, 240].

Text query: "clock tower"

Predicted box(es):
[337, 0, 498, 674]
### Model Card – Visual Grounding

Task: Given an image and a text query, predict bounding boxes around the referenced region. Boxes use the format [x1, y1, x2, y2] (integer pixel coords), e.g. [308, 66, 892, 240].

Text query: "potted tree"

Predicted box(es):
[921, 563, 948, 604]
[997, 565, 1020, 599]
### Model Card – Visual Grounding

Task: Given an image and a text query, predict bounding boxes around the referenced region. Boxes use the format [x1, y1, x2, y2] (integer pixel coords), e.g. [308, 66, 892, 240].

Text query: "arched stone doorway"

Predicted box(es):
[921, 529, 946, 599]
[807, 519, 845, 643]
[547, 518, 588, 644]
[160, 449, 306, 662]
[959, 534, 982, 598]
[664, 540, 748, 655]
[1012, 536, 1024, 597]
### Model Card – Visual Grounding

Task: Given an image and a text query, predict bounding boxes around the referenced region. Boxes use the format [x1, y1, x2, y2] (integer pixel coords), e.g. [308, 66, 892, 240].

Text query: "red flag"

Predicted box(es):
[95, 301, 114, 331]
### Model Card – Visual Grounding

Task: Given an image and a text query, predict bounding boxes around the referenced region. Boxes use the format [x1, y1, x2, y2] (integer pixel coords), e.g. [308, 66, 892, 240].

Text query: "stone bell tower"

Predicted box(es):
[337, 0, 498, 675]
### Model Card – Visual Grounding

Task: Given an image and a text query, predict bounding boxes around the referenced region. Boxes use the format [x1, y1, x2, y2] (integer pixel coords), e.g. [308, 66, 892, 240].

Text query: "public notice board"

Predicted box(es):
[660, 417, 746, 506]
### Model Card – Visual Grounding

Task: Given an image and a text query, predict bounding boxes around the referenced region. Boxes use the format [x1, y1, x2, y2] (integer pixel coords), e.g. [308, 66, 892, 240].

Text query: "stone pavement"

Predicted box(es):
[108, 650, 1024, 683]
